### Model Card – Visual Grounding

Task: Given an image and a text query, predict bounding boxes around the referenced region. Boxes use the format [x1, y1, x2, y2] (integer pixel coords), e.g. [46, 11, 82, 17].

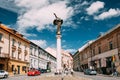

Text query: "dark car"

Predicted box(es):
[84, 69, 97, 75]
[38, 68, 47, 73]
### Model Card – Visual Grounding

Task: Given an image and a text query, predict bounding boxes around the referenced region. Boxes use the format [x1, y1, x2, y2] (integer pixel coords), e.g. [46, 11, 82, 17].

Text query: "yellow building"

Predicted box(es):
[0, 23, 30, 75]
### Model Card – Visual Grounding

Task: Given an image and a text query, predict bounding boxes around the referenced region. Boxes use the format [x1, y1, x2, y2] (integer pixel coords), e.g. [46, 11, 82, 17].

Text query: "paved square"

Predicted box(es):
[27, 75, 92, 80]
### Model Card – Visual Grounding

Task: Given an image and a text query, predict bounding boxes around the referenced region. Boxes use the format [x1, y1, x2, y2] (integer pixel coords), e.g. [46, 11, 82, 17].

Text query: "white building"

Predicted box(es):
[30, 42, 56, 71]
[38, 48, 56, 71]
[30, 42, 39, 69]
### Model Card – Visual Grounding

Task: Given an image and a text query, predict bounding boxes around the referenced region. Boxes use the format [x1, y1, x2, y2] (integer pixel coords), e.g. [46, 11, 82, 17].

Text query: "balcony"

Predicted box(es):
[18, 47, 22, 53]
[24, 50, 28, 56]
[0, 53, 9, 58]
[12, 45, 16, 52]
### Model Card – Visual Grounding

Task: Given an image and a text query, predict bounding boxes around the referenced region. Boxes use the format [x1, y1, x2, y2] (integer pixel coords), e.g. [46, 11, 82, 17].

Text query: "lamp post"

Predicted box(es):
[53, 13, 63, 74]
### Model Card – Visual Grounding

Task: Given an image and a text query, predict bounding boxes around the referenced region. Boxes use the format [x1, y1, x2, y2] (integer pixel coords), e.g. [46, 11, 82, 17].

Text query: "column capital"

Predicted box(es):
[56, 34, 61, 39]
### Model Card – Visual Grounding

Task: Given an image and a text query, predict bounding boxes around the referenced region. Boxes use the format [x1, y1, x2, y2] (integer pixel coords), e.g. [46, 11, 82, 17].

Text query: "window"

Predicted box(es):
[18, 53, 19, 59]
[12, 51, 15, 58]
[0, 33, 3, 41]
[31, 59, 33, 67]
[12, 39, 15, 46]
[12, 52, 14, 57]
[34, 60, 36, 65]
[31, 59, 32, 63]
[34, 48, 36, 56]
[0, 47, 2, 54]
[93, 49, 95, 56]
[118, 53, 120, 60]
[18, 42, 21, 47]
[25, 45, 27, 50]
[109, 41, 113, 50]
[18, 53, 21, 59]
[30, 47, 32, 55]
[98, 46, 101, 54]
[24, 54, 27, 61]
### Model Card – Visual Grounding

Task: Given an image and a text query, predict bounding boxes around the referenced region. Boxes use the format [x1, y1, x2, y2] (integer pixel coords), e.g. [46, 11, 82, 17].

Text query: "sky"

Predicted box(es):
[0, 0, 120, 54]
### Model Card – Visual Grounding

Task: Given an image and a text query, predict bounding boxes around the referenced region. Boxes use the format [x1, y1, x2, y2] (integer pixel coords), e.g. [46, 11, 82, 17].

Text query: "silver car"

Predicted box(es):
[84, 69, 97, 75]
[0, 70, 9, 78]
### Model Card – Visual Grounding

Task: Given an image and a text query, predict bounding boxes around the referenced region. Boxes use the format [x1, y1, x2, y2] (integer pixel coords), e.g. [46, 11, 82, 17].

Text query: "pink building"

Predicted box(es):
[45, 47, 73, 70]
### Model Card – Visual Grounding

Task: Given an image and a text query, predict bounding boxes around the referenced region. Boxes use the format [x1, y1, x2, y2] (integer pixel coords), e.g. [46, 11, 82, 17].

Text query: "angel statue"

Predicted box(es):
[53, 13, 63, 35]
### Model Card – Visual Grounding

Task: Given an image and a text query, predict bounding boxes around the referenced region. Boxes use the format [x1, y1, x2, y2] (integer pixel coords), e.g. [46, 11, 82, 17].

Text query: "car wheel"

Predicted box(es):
[4, 75, 8, 78]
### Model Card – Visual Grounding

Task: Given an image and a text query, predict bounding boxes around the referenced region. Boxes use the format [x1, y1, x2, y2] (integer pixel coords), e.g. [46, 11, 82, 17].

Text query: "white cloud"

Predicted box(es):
[81, 1, 89, 6]
[30, 39, 47, 48]
[65, 49, 77, 54]
[86, 1, 104, 15]
[0, 0, 20, 13]
[94, 8, 120, 20]
[14, 0, 49, 9]
[13, 0, 73, 35]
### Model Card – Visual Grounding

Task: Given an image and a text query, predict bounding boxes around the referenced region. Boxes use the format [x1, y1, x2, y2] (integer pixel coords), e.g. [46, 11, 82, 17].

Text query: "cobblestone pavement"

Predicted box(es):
[0, 73, 91, 80]
[28, 75, 91, 80]
[75, 71, 120, 80]
[1, 72, 120, 80]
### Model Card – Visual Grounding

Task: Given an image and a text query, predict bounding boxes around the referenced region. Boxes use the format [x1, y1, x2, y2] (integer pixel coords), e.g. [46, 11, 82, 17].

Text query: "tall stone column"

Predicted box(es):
[53, 13, 63, 73]
[56, 34, 62, 73]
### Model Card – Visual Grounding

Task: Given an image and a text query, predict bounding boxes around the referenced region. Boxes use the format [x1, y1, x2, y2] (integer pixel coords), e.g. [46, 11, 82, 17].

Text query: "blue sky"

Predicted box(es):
[0, 0, 120, 54]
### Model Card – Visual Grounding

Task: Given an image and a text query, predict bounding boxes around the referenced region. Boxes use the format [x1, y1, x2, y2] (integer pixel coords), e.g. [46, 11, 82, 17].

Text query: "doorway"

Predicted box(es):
[0, 64, 4, 70]
[17, 66, 20, 74]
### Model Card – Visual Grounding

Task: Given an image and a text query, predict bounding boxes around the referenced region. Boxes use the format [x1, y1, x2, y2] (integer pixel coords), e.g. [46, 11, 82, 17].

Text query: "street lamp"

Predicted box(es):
[53, 13, 63, 74]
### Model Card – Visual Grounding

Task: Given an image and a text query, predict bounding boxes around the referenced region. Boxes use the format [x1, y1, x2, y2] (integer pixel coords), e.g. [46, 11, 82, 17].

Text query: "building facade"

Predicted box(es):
[0, 24, 30, 75]
[73, 41, 94, 71]
[0, 23, 57, 75]
[45, 47, 73, 71]
[29, 42, 56, 71]
[73, 51, 80, 71]
[38, 48, 56, 72]
[61, 50, 73, 70]
[73, 24, 120, 74]
[30, 42, 39, 69]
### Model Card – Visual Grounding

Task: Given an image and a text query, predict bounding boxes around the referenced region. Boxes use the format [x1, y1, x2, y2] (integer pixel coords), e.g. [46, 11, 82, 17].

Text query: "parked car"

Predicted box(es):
[84, 69, 97, 75]
[0, 70, 9, 78]
[27, 69, 41, 76]
[38, 68, 47, 73]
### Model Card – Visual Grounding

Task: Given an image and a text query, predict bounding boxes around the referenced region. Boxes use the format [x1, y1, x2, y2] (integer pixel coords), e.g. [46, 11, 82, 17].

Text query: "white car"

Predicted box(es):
[0, 70, 9, 78]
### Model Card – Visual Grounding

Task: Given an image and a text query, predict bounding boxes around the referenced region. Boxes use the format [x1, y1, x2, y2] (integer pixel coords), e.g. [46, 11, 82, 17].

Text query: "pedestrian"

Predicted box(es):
[113, 68, 119, 76]
[71, 69, 74, 76]
[13, 70, 15, 75]
[13, 68, 17, 75]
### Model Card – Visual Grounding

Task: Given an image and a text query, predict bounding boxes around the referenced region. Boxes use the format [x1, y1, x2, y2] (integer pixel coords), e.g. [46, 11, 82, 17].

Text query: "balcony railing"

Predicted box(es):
[12, 45, 16, 52]
[18, 47, 22, 53]
[0, 53, 9, 58]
